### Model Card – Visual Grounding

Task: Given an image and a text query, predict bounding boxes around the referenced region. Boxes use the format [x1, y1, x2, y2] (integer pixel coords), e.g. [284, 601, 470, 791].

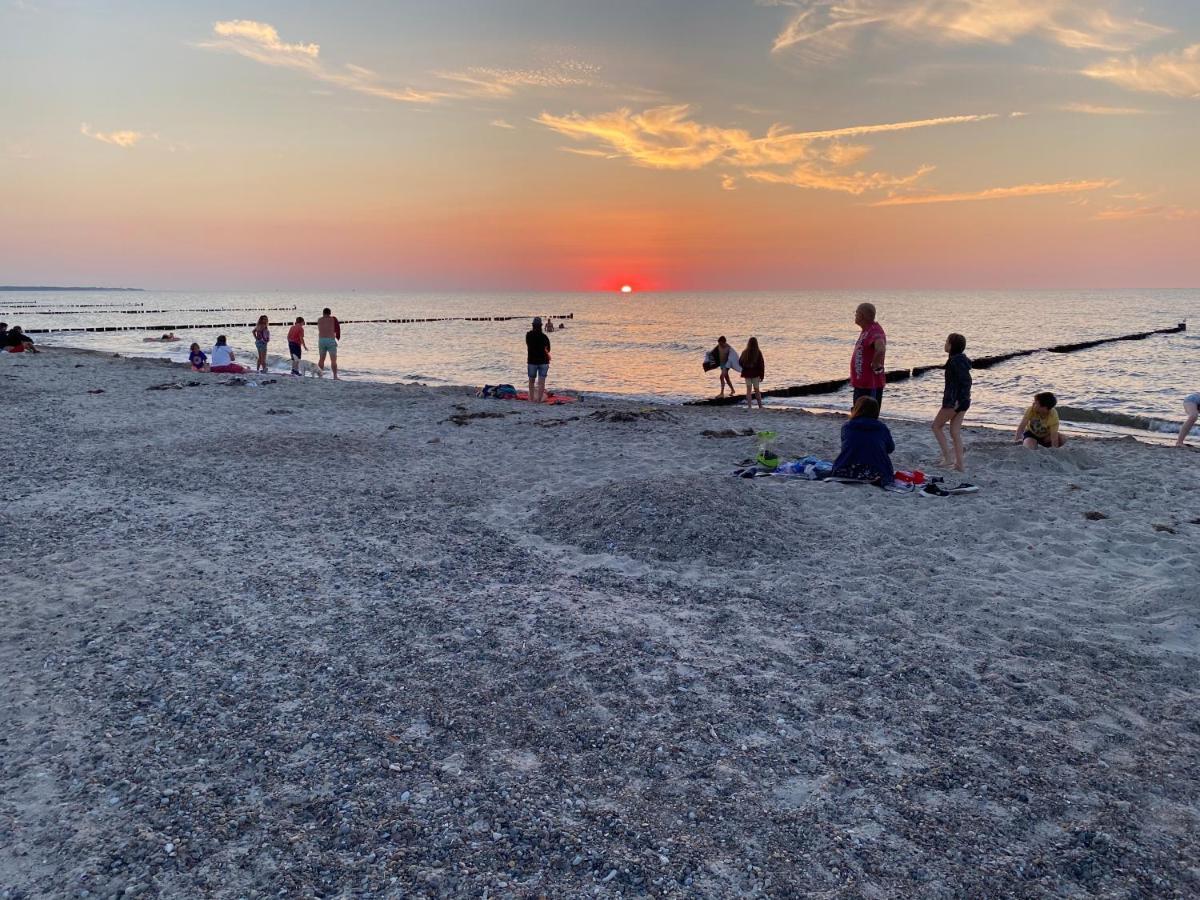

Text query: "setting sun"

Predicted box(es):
[620, 285, 633, 293]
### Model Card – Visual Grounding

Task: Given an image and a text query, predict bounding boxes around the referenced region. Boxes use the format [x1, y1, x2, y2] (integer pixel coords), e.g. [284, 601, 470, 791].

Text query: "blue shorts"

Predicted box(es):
[318, 337, 338, 356]
[852, 386, 884, 408]
[527, 363, 549, 379]
[255, 340, 268, 352]
[288, 341, 302, 359]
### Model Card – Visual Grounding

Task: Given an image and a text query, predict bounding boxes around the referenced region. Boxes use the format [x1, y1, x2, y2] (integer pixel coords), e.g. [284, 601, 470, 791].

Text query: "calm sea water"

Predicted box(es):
[8, 289, 1198, 439]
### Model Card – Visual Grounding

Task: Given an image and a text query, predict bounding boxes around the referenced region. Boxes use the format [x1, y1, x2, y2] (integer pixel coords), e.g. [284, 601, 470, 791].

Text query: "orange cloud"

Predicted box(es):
[1083, 43, 1200, 98]
[1093, 204, 1199, 221]
[537, 104, 994, 193]
[872, 179, 1116, 206]
[79, 123, 145, 148]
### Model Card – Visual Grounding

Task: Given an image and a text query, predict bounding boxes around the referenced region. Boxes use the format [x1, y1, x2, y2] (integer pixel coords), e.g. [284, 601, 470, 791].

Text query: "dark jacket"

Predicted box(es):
[526, 329, 550, 365]
[740, 348, 765, 380]
[943, 353, 972, 409]
[832, 418, 895, 485]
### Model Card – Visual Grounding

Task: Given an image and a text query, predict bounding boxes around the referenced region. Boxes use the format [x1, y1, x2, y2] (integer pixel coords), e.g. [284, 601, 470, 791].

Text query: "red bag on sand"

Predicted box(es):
[893, 469, 925, 485]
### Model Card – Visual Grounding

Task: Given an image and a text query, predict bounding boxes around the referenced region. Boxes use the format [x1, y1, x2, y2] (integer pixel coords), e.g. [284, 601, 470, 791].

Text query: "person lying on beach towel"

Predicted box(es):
[831, 395, 894, 485]
[209, 335, 247, 374]
[1015, 392, 1066, 449]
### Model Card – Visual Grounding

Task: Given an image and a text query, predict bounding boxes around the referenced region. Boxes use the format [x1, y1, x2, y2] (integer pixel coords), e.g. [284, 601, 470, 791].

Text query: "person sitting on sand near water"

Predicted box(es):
[1015, 391, 1066, 449]
[188, 343, 208, 371]
[1178, 393, 1199, 448]
[4, 325, 38, 353]
[209, 335, 247, 374]
[832, 396, 895, 485]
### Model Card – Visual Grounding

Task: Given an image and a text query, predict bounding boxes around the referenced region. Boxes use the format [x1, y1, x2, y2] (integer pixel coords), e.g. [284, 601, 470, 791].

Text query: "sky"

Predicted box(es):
[2, 0, 1199, 290]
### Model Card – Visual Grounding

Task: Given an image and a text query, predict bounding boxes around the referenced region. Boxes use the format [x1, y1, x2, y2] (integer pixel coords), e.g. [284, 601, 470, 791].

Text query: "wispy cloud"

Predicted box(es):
[1061, 101, 1151, 114]
[436, 62, 599, 97]
[770, 1, 1169, 59]
[1093, 204, 1199, 221]
[197, 20, 447, 103]
[538, 104, 996, 194]
[1083, 43, 1200, 98]
[80, 123, 145, 148]
[197, 20, 602, 107]
[490, 119, 516, 130]
[871, 179, 1115, 206]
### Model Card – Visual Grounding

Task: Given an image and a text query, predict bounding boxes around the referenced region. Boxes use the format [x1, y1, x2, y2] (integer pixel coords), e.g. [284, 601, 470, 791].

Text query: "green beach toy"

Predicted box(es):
[755, 430, 779, 469]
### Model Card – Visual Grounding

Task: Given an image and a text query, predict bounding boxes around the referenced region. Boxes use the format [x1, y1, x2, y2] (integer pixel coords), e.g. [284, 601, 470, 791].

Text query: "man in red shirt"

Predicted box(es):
[850, 302, 887, 409]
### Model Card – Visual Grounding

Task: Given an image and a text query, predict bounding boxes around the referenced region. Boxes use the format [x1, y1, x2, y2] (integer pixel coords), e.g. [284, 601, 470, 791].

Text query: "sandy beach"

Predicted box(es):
[2, 347, 1198, 898]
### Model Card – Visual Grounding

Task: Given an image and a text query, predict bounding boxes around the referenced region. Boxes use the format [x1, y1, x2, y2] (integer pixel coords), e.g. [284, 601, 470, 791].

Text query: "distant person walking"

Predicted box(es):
[252, 315, 270, 374]
[931, 333, 971, 471]
[1177, 393, 1199, 448]
[525, 316, 551, 403]
[287, 316, 307, 377]
[740, 337, 765, 409]
[316, 308, 340, 380]
[850, 303, 887, 409]
[716, 336, 740, 397]
[209, 335, 246, 374]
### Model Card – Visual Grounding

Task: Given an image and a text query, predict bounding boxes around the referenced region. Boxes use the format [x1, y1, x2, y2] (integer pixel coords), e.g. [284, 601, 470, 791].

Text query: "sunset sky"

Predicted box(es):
[2, 1, 1199, 290]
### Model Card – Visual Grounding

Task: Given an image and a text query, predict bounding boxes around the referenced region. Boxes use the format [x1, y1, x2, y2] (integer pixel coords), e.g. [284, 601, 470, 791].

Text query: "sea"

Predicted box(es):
[6, 289, 1198, 441]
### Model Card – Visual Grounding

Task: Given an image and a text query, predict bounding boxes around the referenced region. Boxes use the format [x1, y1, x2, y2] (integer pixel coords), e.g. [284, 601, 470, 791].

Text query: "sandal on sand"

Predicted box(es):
[920, 482, 979, 497]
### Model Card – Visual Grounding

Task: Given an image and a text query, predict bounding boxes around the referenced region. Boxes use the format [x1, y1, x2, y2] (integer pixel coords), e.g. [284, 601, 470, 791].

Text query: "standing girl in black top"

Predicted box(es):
[931, 332, 971, 472]
[525, 316, 551, 403]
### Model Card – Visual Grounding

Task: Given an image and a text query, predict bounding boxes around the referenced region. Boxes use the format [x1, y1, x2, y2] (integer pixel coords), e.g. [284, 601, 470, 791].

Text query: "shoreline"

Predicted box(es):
[38, 340, 1193, 447]
[3, 346, 1198, 896]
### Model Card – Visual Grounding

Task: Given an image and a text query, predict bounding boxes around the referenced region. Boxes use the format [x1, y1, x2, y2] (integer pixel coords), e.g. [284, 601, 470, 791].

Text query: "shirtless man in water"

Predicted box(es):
[316, 307, 341, 380]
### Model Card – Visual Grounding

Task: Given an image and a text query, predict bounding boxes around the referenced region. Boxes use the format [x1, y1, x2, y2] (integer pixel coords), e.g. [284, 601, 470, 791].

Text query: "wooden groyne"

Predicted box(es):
[12, 306, 300, 316]
[25, 313, 575, 335]
[689, 322, 1186, 406]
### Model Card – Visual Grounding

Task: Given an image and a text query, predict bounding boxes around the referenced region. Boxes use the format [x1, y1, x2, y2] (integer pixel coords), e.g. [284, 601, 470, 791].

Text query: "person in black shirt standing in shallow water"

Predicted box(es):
[525, 316, 551, 403]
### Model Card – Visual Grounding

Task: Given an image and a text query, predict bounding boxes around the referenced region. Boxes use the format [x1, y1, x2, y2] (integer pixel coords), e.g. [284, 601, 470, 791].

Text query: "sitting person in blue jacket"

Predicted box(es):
[832, 396, 895, 485]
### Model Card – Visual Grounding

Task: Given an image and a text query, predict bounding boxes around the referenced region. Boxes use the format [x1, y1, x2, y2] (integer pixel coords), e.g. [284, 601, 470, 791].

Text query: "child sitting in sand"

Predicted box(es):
[209, 335, 247, 374]
[1015, 391, 1066, 449]
[931, 333, 971, 471]
[1178, 393, 1199, 448]
[832, 396, 894, 485]
[188, 343, 208, 371]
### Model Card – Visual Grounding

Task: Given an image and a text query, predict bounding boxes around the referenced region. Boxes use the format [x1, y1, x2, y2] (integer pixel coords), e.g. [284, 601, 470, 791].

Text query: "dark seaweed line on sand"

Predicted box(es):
[23, 313, 576, 335]
[689, 322, 1187, 407]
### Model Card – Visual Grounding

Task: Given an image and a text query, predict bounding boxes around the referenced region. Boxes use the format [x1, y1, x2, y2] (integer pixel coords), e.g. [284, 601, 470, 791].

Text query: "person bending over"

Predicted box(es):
[832, 396, 895, 485]
[1177, 393, 1199, 448]
[1015, 391, 1066, 449]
